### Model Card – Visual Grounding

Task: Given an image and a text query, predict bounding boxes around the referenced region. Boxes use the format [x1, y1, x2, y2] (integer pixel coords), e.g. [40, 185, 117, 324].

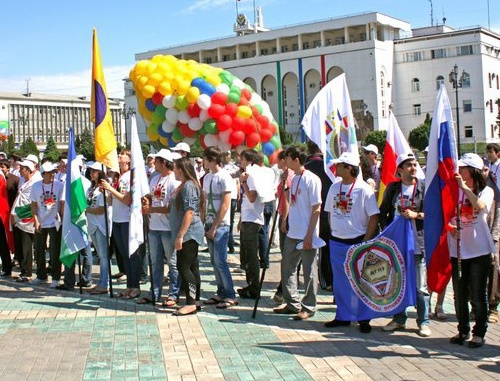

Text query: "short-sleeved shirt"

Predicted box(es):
[86, 184, 111, 236]
[30, 179, 65, 228]
[149, 172, 179, 231]
[203, 170, 232, 226]
[112, 171, 130, 223]
[240, 171, 264, 225]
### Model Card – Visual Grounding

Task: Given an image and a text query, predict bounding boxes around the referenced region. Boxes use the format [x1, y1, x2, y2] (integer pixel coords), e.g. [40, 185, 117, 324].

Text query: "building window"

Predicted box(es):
[489, 73, 492, 88]
[491, 124, 495, 138]
[461, 72, 471, 88]
[203, 57, 212, 64]
[282, 45, 288, 52]
[463, 100, 472, 112]
[431, 48, 446, 59]
[302, 42, 310, 49]
[412, 78, 420, 92]
[457, 45, 473, 56]
[381, 100, 386, 117]
[242, 51, 249, 58]
[464, 125, 473, 138]
[260, 49, 268, 55]
[406, 51, 422, 62]
[490, 99, 494, 113]
[292, 43, 299, 51]
[413, 104, 422, 116]
[436, 75, 445, 90]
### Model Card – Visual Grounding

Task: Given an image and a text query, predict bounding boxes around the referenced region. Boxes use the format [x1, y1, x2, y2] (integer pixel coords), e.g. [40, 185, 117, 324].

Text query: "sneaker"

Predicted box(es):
[16, 276, 30, 283]
[487, 311, 499, 323]
[29, 277, 47, 285]
[382, 320, 406, 332]
[49, 280, 59, 288]
[418, 325, 432, 337]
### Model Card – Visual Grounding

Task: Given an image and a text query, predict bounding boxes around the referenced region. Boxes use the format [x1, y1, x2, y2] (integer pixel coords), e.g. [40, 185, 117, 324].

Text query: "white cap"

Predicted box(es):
[25, 154, 39, 164]
[88, 161, 105, 171]
[152, 149, 174, 162]
[17, 160, 34, 171]
[362, 144, 379, 155]
[458, 153, 484, 171]
[76, 154, 86, 161]
[331, 151, 360, 167]
[171, 152, 182, 160]
[61, 158, 68, 164]
[396, 152, 416, 168]
[423, 146, 429, 153]
[0, 151, 6, 158]
[195, 157, 203, 163]
[40, 162, 57, 174]
[172, 142, 191, 153]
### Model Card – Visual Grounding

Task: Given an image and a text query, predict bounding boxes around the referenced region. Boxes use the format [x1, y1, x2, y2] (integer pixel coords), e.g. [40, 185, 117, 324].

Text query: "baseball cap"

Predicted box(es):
[0, 151, 6, 158]
[331, 151, 360, 167]
[17, 160, 35, 171]
[458, 153, 484, 170]
[172, 142, 191, 153]
[195, 157, 203, 163]
[396, 152, 416, 168]
[171, 152, 182, 160]
[25, 154, 39, 164]
[40, 162, 57, 174]
[362, 144, 379, 155]
[153, 149, 174, 162]
[87, 161, 105, 171]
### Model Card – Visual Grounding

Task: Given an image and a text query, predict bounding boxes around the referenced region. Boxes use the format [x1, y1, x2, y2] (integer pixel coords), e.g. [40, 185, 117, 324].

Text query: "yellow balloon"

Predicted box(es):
[147, 130, 159, 142]
[148, 72, 163, 87]
[146, 61, 158, 76]
[139, 104, 152, 121]
[135, 75, 148, 91]
[142, 85, 156, 99]
[206, 74, 221, 87]
[237, 105, 252, 119]
[151, 55, 165, 63]
[186, 86, 201, 103]
[177, 79, 191, 95]
[159, 136, 168, 146]
[135, 60, 149, 75]
[147, 124, 159, 135]
[157, 62, 171, 76]
[158, 81, 173, 96]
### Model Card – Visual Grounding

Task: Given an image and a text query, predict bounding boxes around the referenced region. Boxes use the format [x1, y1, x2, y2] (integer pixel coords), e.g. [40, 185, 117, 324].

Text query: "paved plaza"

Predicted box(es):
[0, 246, 499, 381]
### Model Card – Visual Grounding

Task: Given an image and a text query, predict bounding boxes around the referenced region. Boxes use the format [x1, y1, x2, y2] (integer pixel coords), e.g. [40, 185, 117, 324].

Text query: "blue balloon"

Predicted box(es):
[145, 98, 156, 112]
[191, 77, 216, 96]
[262, 142, 275, 156]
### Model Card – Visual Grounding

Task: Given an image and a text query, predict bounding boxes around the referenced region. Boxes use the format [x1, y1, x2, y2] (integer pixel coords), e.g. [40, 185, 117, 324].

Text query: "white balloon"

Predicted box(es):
[184, 136, 196, 145]
[188, 117, 203, 131]
[162, 94, 176, 108]
[204, 134, 219, 147]
[161, 120, 176, 133]
[178, 110, 189, 124]
[250, 92, 262, 104]
[199, 109, 209, 122]
[232, 78, 245, 89]
[219, 141, 231, 152]
[218, 129, 231, 144]
[197, 94, 211, 110]
[216, 83, 230, 95]
[235, 145, 246, 154]
[165, 108, 179, 125]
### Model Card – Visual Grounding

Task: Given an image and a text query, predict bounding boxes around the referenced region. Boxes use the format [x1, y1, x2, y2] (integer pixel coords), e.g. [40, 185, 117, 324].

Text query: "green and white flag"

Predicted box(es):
[60, 128, 88, 267]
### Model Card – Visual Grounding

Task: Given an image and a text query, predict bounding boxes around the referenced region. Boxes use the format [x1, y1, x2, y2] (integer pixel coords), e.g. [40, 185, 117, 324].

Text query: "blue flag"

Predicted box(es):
[330, 216, 416, 321]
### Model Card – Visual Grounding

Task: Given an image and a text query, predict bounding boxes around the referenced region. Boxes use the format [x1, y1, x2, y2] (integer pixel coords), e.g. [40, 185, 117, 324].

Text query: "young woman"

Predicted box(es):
[448, 153, 494, 348]
[168, 157, 205, 316]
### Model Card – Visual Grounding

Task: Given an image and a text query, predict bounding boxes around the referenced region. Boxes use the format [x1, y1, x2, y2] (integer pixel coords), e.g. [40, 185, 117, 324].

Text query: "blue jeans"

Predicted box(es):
[258, 201, 274, 268]
[451, 254, 490, 339]
[63, 243, 93, 288]
[91, 229, 109, 288]
[149, 230, 179, 301]
[207, 225, 235, 299]
[392, 254, 430, 326]
[112, 222, 141, 289]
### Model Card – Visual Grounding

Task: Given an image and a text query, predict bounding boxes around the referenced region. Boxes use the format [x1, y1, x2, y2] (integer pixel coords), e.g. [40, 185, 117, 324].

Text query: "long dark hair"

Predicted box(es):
[466, 167, 487, 195]
[173, 157, 204, 211]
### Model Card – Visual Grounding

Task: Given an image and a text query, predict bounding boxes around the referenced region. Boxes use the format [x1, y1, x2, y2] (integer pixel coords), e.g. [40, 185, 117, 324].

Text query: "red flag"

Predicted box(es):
[0, 175, 14, 253]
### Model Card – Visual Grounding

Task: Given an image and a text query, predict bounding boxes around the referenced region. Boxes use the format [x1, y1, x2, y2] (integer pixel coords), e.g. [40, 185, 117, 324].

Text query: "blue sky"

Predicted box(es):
[0, 0, 498, 98]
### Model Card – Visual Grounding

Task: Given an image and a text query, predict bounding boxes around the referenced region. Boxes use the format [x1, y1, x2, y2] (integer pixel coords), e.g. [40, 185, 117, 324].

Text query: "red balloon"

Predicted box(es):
[268, 150, 279, 165]
[187, 103, 201, 117]
[200, 135, 207, 150]
[225, 103, 238, 118]
[229, 130, 245, 146]
[241, 88, 252, 101]
[211, 92, 228, 105]
[217, 114, 232, 131]
[268, 122, 277, 135]
[260, 127, 273, 143]
[243, 118, 257, 134]
[246, 132, 260, 148]
[257, 115, 269, 129]
[252, 106, 261, 118]
[152, 92, 164, 105]
[208, 104, 225, 119]
[238, 97, 249, 106]
[178, 122, 197, 137]
[232, 116, 245, 131]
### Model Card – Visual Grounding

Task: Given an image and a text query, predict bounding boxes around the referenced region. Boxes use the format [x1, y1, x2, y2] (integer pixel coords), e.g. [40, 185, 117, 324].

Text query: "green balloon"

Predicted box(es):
[198, 125, 208, 135]
[229, 86, 241, 96]
[203, 119, 218, 134]
[270, 135, 281, 149]
[227, 92, 240, 104]
[151, 112, 164, 125]
[220, 71, 234, 85]
[172, 126, 183, 141]
[175, 95, 189, 110]
[155, 104, 167, 116]
[255, 104, 263, 114]
[263, 155, 269, 167]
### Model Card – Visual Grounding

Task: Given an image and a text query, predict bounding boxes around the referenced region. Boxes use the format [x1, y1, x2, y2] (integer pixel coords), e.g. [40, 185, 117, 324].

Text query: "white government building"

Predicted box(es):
[126, 9, 500, 149]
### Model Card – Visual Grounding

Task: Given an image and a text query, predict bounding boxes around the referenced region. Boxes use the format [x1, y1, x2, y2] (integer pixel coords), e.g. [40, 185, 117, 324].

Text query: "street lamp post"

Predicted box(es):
[449, 64, 468, 157]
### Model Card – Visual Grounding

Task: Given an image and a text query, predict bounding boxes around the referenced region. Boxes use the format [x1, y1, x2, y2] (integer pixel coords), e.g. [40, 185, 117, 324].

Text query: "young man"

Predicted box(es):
[202, 146, 237, 307]
[171, 142, 191, 158]
[362, 144, 381, 197]
[324, 151, 379, 333]
[379, 152, 431, 337]
[29, 162, 65, 287]
[273, 146, 322, 320]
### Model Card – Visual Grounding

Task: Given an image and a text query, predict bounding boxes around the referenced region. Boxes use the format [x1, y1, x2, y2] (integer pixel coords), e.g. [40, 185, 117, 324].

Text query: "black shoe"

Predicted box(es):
[273, 306, 299, 315]
[450, 333, 470, 345]
[139, 276, 149, 285]
[228, 247, 235, 254]
[76, 281, 92, 288]
[468, 336, 485, 348]
[55, 285, 74, 291]
[0, 271, 12, 278]
[324, 319, 351, 328]
[359, 322, 372, 333]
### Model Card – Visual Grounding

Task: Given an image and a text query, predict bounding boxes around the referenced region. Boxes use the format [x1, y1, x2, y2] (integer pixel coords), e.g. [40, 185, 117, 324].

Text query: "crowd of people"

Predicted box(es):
[0, 141, 498, 349]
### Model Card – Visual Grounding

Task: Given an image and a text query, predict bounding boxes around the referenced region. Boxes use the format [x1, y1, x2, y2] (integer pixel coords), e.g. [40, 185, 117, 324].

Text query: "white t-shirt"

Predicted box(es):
[448, 186, 496, 259]
[394, 181, 425, 254]
[240, 171, 264, 225]
[149, 172, 179, 231]
[287, 170, 322, 240]
[30, 179, 65, 229]
[325, 179, 379, 239]
[203, 169, 232, 226]
[489, 160, 500, 189]
[112, 171, 130, 223]
[86, 184, 112, 236]
[55, 172, 66, 184]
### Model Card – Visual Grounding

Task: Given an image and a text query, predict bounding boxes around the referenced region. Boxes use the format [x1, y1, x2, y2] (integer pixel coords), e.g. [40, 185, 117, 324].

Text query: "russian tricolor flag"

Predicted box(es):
[424, 85, 459, 293]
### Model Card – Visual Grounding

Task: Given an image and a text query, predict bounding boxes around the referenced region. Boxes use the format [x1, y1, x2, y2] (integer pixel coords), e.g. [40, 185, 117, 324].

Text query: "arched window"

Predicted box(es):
[412, 78, 420, 92]
[436, 75, 445, 90]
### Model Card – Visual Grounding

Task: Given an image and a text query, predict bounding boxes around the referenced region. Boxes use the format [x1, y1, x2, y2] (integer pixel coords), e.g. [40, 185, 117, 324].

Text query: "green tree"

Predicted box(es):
[77, 128, 95, 161]
[363, 130, 387, 155]
[408, 116, 431, 152]
[43, 136, 61, 162]
[7, 134, 18, 157]
[19, 137, 39, 157]
[280, 125, 293, 146]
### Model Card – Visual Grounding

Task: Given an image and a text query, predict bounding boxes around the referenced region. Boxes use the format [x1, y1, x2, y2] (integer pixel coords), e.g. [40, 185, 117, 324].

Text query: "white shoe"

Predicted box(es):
[49, 280, 59, 288]
[29, 277, 47, 285]
[382, 320, 406, 332]
[418, 325, 431, 337]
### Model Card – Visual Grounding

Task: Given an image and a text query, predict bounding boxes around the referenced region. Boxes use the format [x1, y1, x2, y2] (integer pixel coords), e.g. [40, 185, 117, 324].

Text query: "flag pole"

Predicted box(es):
[77, 250, 83, 294]
[101, 163, 114, 297]
[144, 218, 155, 306]
[456, 199, 462, 279]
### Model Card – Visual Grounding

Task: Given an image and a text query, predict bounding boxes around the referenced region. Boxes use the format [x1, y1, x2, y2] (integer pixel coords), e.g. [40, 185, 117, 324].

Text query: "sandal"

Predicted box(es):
[434, 305, 447, 320]
[88, 287, 108, 295]
[137, 297, 153, 304]
[123, 288, 141, 299]
[216, 299, 239, 309]
[162, 297, 178, 307]
[203, 296, 223, 305]
[117, 288, 132, 298]
[172, 306, 197, 316]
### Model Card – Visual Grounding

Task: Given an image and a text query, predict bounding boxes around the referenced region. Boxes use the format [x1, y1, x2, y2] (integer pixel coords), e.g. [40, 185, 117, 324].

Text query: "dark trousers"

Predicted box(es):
[228, 199, 237, 251]
[240, 221, 261, 293]
[0, 220, 12, 274]
[176, 239, 200, 305]
[318, 214, 332, 289]
[13, 225, 23, 263]
[19, 230, 34, 277]
[112, 222, 141, 289]
[258, 201, 274, 268]
[110, 232, 125, 273]
[451, 254, 490, 339]
[35, 227, 61, 280]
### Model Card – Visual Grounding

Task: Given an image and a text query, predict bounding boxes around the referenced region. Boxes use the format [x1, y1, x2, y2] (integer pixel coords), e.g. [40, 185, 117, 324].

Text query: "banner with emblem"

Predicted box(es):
[330, 216, 416, 321]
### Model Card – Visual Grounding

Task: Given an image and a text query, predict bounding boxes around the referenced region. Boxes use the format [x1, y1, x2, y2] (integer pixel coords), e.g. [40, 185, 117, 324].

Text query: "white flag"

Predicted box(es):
[129, 114, 150, 255]
[301, 73, 358, 182]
